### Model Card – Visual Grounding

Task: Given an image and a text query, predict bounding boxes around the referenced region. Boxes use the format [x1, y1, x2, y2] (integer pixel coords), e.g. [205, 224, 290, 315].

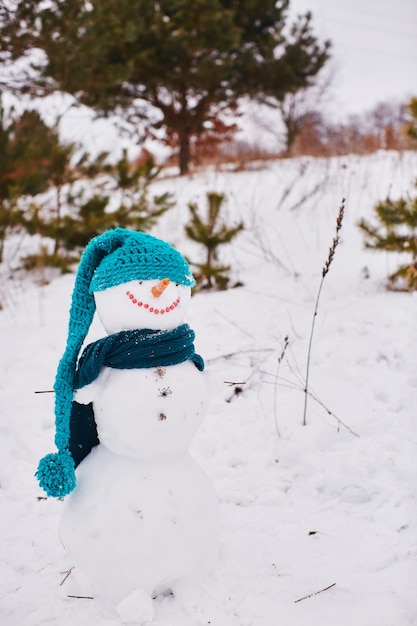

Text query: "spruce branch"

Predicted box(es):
[185, 192, 244, 290]
[303, 198, 345, 426]
[358, 190, 417, 291]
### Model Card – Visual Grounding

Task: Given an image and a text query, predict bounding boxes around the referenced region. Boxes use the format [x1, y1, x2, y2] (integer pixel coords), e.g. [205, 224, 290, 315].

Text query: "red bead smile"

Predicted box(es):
[126, 290, 180, 314]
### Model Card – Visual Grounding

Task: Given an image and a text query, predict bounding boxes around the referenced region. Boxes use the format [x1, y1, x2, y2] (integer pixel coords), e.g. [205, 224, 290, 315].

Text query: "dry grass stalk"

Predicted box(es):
[274, 335, 289, 438]
[59, 567, 73, 587]
[295, 582, 336, 603]
[322, 200, 345, 277]
[302, 198, 345, 426]
[261, 365, 360, 438]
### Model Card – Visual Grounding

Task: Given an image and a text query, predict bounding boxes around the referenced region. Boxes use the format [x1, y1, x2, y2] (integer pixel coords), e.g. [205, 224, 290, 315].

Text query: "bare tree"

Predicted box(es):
[260, 63, 335, 156]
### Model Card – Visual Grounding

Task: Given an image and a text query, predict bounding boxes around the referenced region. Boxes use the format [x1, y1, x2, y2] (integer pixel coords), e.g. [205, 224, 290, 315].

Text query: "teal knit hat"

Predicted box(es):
[36, 228, 195, 497]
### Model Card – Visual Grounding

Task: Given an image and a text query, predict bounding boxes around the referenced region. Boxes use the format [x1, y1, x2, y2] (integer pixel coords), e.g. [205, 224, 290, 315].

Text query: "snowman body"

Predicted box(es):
[59, 279, 219, 605]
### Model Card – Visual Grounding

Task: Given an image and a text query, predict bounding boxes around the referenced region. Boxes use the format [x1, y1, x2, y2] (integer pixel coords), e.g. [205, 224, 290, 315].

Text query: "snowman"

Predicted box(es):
[36, 228, 219, 622]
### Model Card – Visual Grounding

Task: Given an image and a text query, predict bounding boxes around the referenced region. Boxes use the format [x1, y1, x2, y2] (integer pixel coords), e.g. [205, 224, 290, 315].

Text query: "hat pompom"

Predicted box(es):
[36, 449, 76, 498]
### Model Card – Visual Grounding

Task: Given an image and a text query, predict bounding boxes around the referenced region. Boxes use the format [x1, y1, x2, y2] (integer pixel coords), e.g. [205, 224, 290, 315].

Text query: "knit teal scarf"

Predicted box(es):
[74, 323, 204, 389]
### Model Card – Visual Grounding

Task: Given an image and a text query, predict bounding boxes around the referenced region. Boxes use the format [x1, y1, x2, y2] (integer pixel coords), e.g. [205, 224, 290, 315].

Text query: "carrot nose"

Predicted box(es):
[151, 278, 170, 298]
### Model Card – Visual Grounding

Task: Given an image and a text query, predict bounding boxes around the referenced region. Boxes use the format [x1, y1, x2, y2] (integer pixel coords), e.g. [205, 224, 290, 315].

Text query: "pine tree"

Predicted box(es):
[358, 97, 417, 291]
[0, 102, 62, 261]
[185, 192, 243, 290]
[1, 0, 331, 175]
[405, 97, 417, 142]
[21, 139, 112, 269]
[358, 189, 417, 291]
[108, 150, 173, 233]
[23, 151, 173, 271]
[0, 100, 172, 271]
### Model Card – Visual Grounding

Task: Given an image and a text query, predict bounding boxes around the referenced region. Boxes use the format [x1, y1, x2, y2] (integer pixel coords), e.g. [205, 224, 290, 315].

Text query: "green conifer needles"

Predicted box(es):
[359, 191, 417, 291]
[185, 192, 244, 290]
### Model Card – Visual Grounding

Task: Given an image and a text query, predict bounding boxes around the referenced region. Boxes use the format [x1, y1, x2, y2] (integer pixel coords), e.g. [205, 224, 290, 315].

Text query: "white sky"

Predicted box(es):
[288, 0, 417, 119]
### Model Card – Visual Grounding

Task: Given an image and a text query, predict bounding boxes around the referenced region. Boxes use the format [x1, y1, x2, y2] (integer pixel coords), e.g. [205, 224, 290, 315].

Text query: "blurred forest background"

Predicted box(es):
[0, 0, 416, 284]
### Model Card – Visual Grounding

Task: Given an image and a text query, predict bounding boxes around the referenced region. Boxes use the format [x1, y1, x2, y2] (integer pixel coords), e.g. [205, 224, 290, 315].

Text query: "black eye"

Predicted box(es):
[176, 283, 179, 287]
[138, 281, 143, 285]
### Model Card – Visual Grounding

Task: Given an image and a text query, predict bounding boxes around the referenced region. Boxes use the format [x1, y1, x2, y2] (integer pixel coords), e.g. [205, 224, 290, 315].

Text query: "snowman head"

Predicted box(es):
[36, 228, 196, 497]
[90, 230, 195, 332]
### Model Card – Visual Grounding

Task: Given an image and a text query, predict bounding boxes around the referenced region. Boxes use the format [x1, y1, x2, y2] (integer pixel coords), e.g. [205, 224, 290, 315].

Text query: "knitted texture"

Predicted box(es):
[90, 229, 196, 292]
[36, 229, 199, 498]
[36, 448, 76, 498]
[74, 324, 204, 390]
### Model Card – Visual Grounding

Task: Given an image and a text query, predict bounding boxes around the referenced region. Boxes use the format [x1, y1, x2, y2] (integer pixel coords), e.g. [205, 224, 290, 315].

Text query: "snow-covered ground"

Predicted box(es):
[1, 150, 416, 625]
